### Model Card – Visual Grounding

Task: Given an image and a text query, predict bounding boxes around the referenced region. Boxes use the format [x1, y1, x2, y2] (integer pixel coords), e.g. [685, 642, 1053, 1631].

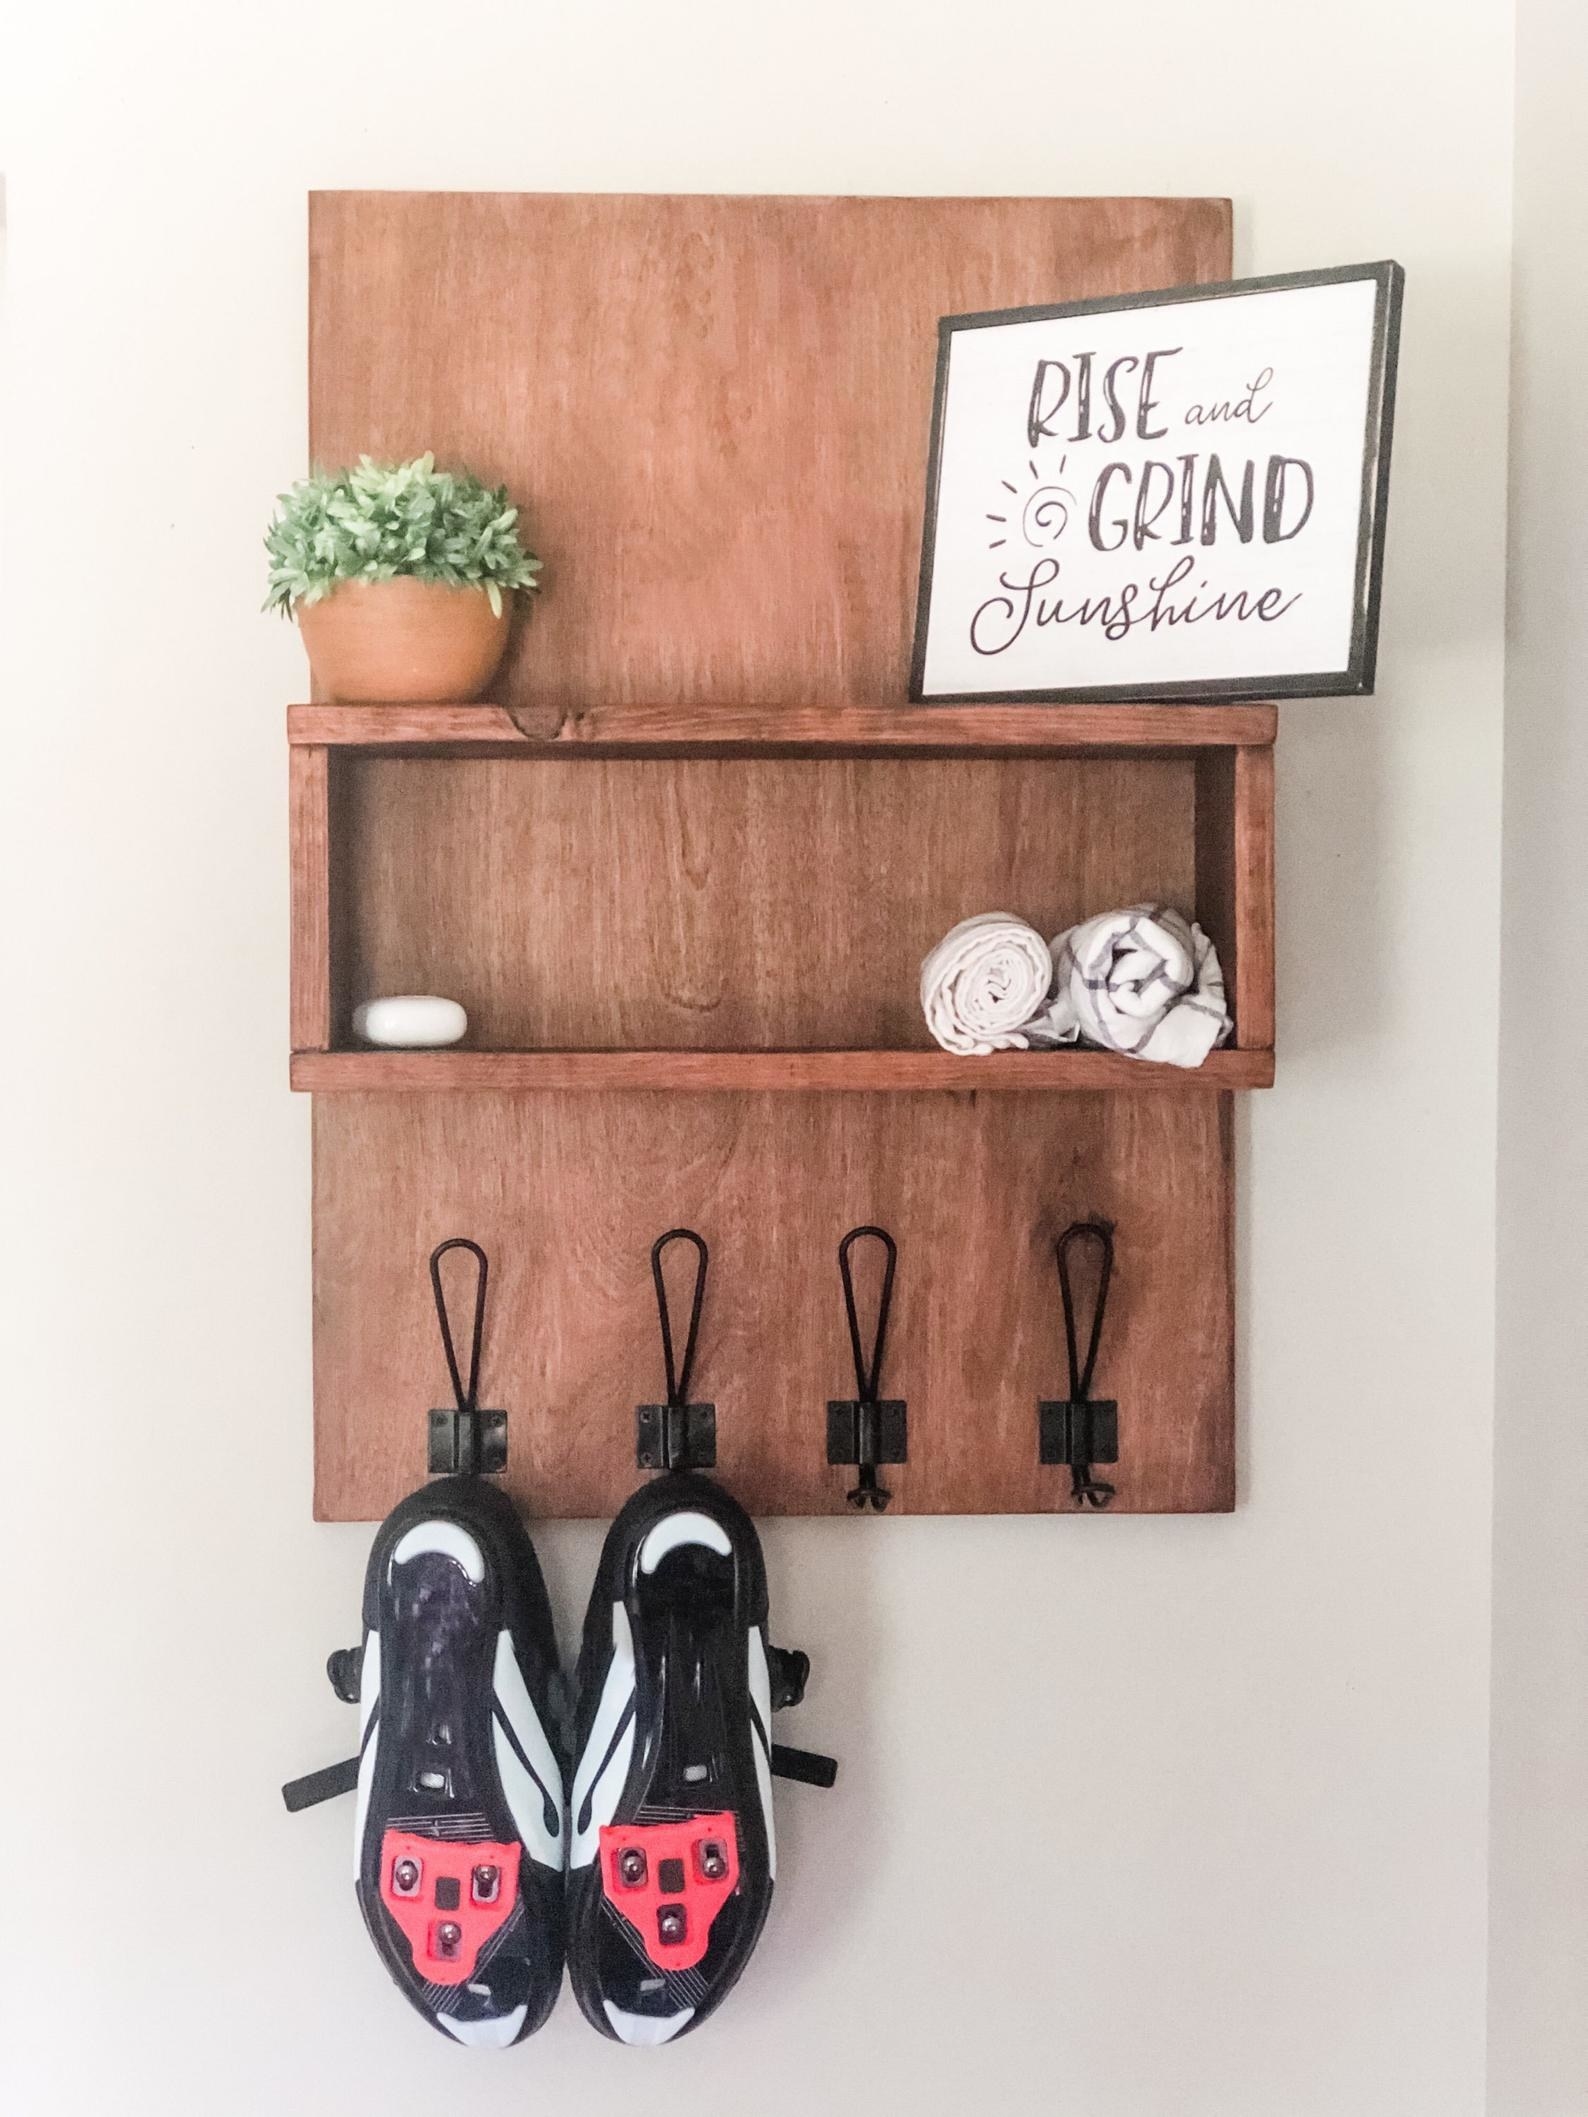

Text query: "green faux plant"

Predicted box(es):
[263, 453, 542, 616]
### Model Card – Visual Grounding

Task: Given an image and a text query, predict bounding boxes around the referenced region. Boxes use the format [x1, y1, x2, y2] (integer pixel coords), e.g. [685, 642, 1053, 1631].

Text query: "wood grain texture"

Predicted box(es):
[1194, 747, 1238, 1043]
[1233, 744, 1276, 1051]
[293, 1048, 1274, 1093]
[1193, 743, 1276, 1053]
[289, 744, 331, 1050]
[312, 1091, 1234, 1520]
[334, 753, 1194, 1051]
[306, 191, 1247, 1519]
[288, 699, 1278, 756]
[309, 192, 1231, 712]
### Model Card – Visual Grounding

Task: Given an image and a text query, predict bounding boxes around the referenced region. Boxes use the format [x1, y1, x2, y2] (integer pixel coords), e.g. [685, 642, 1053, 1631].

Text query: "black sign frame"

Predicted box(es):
[908, 260, 1404, 705]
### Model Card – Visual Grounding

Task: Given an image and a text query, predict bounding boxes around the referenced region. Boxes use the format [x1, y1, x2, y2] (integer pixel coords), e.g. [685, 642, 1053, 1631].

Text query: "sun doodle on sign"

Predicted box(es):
[985, 456, 1079, 553]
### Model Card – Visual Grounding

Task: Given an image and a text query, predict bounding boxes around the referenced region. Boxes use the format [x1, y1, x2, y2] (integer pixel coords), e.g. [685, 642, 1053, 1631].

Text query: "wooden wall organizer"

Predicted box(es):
[295, 191, 1274, 1522]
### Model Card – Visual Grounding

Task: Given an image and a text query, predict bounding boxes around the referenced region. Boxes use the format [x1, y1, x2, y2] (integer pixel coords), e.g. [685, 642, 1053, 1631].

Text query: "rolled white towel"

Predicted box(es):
[921, 913, 1056, 1055]
[1033, 904, 1231, 1068]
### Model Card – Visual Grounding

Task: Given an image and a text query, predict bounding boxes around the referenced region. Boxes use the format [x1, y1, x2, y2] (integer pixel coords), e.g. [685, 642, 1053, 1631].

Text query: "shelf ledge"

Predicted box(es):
[288, 699, 1277, 758]
[290, 1047, 1275, 1094]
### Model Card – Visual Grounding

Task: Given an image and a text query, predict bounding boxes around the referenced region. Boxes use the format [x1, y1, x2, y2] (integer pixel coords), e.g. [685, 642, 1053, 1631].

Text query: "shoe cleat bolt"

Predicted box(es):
[698, 1841, 727, 1881]
[435, 1921, 462, 1958]
[392, 1857, 421, 1896]
[472, 1863, 500, 1902]
[657, 1905, 687, 1946]
[618, 1848, 647, 1887]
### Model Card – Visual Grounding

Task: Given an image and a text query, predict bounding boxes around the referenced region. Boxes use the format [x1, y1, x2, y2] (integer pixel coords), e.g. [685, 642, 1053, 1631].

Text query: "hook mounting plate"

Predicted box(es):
[428, 1406, 508, 1476]
[1038, 1399, 1118, 1468]
[826, 1399, 908, 1470]
[636, 1401, 717, 1472]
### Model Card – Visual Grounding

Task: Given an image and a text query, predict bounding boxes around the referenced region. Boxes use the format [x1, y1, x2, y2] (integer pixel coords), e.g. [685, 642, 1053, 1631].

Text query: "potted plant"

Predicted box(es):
[264, 453, 542, 701]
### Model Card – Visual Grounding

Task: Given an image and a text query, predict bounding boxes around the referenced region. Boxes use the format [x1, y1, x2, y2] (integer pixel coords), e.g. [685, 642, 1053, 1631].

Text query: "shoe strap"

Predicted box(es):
[281, 1756, 360, 1812]
[770, 1743, 838, 1790]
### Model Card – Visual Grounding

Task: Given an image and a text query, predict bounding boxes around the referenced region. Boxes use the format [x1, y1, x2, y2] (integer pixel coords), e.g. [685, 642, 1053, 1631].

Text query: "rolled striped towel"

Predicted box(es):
[921, 913, 1057, 1055]
[1035, 904, 1231, 1067]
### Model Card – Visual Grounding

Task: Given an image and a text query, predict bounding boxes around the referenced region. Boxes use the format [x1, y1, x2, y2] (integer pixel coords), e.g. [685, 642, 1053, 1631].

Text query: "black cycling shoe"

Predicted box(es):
[345, 1475, 566, 2046]
[565, 1472, 819, 2046]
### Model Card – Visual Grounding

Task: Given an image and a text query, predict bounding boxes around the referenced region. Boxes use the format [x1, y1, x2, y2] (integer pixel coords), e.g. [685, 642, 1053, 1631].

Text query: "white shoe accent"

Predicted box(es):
[389, 1521, 485, 1584]
[358, 1630, 382, 1743]
[437, 2004, 528, 2047]
[638, 1511, 732, 1573]
[603, 2000, 695, 2046]
[569, 1603, 637, 1868]
[492, 1630, 565, 1870]
[747, 1628, 776, 1881]
[353, 1631, 381, 1879]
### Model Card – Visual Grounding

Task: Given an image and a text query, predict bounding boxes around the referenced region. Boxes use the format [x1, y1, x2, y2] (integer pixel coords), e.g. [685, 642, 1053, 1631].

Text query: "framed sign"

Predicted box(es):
[909, 261, 1403, 704]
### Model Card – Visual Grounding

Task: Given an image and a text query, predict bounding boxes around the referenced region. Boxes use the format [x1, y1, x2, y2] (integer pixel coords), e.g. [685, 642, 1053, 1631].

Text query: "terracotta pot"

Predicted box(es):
[297, 577, 512, 702]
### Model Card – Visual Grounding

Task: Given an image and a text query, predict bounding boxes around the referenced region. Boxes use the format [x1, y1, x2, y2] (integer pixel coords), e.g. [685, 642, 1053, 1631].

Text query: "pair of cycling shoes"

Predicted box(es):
[292, 1467, 828, 2049]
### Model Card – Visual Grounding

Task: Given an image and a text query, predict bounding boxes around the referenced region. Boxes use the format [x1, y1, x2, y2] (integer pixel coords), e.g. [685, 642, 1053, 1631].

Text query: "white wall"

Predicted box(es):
[1489, 1, 1588, 2109]
[0, 5, 1514, 2112]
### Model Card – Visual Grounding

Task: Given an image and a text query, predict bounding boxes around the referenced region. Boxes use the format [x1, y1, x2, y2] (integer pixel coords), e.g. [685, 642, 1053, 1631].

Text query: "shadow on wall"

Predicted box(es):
[736, 1516, 878, 1999]
[1267, 252, 1507, 1082]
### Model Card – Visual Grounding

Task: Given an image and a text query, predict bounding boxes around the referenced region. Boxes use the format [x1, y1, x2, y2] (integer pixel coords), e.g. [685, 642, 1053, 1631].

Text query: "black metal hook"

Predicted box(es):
[840, 1225, 896, 1407]
[426, 1238, 506, 1477]
[431, 1237, 488, 1411]
[636, 1228, 716, 1471]
[827, 1225, 908, 1513]
[1057, 1222, 1112, 1412]
[652, 1228, 707, 1408]
[1038, 1220, 1118, 1507]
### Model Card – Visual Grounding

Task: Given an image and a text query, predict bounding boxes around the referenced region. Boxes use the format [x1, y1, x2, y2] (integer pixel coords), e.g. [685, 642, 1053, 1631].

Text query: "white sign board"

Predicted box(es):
[910, 263, 1402, 703]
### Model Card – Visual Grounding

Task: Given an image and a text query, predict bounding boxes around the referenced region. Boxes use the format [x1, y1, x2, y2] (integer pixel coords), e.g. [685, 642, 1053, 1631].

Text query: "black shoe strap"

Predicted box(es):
[281, 1756, 360, 1813]
[770, 1742, 838, 1789]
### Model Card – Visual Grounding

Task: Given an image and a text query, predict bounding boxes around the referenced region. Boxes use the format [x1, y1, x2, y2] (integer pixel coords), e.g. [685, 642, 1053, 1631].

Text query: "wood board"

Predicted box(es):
[303, 190, 1248, 1518]
[333, 753, 1197, 1050]
[313, 1090, 1233, 1520]
[308, 192, 1231, 712]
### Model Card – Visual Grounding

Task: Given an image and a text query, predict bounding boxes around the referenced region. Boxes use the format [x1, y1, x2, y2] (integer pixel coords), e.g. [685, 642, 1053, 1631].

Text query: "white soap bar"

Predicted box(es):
[353, 995, 468, 1048]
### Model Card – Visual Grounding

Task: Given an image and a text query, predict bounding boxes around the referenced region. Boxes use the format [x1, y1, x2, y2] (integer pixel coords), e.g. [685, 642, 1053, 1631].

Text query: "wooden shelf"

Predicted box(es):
[291, 1046, 1274, 1093]
[300, 188, 1256, 1521]
[288, 698, 1277, 759]
[290, 733, 1275, 1090]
